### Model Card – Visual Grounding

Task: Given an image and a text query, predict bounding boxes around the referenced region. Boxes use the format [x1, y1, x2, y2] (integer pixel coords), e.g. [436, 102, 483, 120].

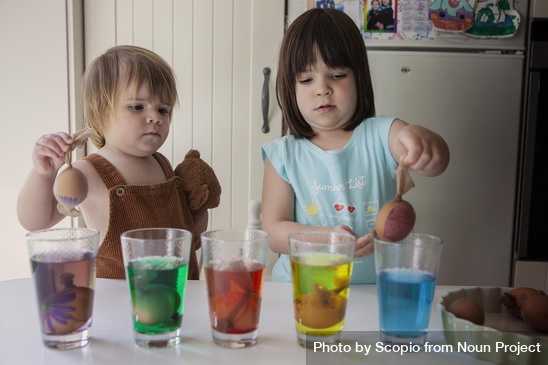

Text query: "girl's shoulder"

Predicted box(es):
[262, 134, 302, 151]
[353, 116, 396, 145]
[360, 116, 396, 130]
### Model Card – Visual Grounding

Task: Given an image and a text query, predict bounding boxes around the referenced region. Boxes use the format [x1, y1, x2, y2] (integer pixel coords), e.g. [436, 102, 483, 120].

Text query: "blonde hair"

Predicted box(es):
[82, 45, 178, 148]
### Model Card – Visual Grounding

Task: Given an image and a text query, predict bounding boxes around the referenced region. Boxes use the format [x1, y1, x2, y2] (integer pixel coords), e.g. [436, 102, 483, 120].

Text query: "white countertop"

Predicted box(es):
[0, 278, 494, 364]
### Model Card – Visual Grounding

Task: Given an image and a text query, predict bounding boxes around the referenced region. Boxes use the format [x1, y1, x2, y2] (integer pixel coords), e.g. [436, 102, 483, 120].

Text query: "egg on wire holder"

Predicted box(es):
[374, 157, 416, 242]
[52, 128, 94, 217]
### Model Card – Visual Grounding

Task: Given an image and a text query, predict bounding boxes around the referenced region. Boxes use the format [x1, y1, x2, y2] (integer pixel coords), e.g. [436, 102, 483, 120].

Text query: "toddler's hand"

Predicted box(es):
[32, 132, 74, 176]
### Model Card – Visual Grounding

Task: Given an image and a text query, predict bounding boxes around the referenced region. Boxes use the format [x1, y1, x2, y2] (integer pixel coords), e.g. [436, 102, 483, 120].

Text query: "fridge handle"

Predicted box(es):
[261, 67, 271, 134]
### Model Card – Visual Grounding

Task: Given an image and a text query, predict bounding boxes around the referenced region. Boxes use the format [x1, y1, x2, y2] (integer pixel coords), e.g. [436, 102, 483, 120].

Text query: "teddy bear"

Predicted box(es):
[174, 149, 222, 213]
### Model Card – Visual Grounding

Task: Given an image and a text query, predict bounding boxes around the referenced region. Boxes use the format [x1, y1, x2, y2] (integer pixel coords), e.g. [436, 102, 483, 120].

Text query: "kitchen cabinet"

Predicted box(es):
[83, 0, 285, 230]
[367, 50, 523, 286]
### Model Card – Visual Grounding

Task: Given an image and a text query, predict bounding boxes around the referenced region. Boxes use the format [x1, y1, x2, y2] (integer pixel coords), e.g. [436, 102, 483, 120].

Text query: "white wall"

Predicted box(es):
[0, 0, 74, 280]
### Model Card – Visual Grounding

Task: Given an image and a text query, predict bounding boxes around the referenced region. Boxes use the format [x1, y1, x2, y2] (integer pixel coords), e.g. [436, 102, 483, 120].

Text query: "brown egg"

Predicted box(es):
[521, 295, 548, 332]
[295, 291, 347, 329]
[53, 167, 88, 209]
[448, 298, 485, 325]
[499, 287, 545, 319]
[375, 199, 416, 242]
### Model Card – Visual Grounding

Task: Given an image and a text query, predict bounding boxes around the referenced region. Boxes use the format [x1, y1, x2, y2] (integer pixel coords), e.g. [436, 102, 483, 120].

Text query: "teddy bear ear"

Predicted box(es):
[188, 184, 209, 211]
[185, 149, 201, 159]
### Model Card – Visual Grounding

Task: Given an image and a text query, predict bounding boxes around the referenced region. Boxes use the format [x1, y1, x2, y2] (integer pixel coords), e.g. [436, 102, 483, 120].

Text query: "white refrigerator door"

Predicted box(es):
[368, 50, 524, 286]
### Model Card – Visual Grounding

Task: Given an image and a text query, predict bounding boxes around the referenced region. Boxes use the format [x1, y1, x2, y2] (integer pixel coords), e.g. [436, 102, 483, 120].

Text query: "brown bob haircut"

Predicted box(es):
[276, 8, 375, 138]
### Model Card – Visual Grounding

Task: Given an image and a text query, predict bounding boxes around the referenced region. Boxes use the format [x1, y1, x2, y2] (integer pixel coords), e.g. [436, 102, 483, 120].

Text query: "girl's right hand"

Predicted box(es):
[32, 132, 74, 175]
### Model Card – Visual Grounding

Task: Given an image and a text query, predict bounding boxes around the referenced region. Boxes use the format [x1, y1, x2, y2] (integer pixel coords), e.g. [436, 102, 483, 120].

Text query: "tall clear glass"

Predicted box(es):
[375, 233, 443, 345]
[289, 231, 355, 348]
[201, 229, 269, 348]
[26, 228, 99, 350]
[121, 228, 192, 348]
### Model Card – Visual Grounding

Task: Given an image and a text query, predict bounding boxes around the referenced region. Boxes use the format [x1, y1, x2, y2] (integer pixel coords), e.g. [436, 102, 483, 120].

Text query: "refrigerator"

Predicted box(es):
[287, 0, 528, 286]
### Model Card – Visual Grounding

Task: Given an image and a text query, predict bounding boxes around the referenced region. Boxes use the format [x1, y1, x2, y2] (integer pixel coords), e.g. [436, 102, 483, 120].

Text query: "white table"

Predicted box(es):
[0, 279, 493, 364]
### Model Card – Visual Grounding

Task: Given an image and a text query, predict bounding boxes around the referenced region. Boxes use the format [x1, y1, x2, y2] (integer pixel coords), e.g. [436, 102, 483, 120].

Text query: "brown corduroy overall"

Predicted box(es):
[84, 153, 200, 280]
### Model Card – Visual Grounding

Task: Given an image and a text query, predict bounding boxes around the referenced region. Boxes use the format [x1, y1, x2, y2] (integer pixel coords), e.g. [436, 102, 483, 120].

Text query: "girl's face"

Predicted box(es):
[104, 82, 172, 157]
[382, 0, 390, 6]
[295, 57, 357, 136]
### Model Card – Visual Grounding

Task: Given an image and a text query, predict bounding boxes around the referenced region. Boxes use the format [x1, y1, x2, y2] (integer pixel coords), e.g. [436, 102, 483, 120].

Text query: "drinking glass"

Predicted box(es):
[201, 229, 269, 348]
[375, 233, 443, 345]
[289, 231, 355, 348]
[26, 228, 99, 350]
[121, 228, 193, 348]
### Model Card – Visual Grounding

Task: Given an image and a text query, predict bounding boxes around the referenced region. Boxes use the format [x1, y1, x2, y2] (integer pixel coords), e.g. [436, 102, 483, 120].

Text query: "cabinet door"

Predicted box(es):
[1, 0, 83, 280]
[367, 51, 523, 286]
[84, 0, 284, 229]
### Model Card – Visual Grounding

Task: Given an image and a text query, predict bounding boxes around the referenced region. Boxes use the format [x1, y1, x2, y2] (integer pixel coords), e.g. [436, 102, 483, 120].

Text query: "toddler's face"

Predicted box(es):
[104, 82, 172, 157]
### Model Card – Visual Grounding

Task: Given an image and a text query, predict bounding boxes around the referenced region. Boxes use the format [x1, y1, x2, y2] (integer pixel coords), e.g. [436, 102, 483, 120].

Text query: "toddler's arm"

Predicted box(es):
[17, 132, 75, 231]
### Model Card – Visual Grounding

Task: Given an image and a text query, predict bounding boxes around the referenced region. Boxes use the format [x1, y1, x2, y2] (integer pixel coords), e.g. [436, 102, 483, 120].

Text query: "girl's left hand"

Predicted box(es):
[355, 232, 374, 257]
[334, 225, 374, 258]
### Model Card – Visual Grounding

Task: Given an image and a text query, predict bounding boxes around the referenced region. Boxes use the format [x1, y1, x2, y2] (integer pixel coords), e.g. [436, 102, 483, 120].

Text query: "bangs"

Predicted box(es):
[118, 58, 177, 106]
[290, 13, 354, 74]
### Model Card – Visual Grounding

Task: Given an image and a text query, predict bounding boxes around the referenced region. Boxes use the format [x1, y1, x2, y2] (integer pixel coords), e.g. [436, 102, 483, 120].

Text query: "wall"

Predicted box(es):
[0, 0, 81, 280]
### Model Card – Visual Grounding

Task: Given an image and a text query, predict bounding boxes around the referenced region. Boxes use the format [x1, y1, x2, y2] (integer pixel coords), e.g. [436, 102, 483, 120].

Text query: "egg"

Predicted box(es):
[133, 284, 179, 326]
[520, 295, 548, 332]
[53, 167, 88, 210]
[375, 199, 416, 242]
[499, 287, 545, 319]
[295, 290, 347, 329]
[210, 291, 260, 333]
[448, 298, 485, 325]
[40, 286, 94, 335]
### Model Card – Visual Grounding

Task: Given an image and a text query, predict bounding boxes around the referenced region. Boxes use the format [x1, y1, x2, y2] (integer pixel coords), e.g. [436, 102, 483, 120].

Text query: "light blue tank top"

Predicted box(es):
[261, 117, 398, 283]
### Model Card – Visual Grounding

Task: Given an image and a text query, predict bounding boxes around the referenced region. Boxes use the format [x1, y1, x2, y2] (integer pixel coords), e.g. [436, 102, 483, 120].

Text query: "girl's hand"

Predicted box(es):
[392, 123, 450, 177]
[355, 232, 374, 258]
[334, 225, 374, 258]
[32, 132, 74, 176]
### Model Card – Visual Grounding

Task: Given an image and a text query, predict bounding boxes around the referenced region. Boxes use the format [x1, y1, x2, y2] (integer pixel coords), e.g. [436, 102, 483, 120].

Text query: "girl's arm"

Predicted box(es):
[261, 158, 373, 256]
[388, 119, 450, 177]
[17, 132, 75, 231]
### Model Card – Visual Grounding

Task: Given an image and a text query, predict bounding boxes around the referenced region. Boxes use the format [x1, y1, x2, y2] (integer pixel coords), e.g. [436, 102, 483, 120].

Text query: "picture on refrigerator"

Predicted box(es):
[365, 0, 397, 32]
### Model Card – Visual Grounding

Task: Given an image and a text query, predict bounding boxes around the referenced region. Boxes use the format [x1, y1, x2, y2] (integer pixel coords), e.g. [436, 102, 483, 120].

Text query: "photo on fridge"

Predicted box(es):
[365, 0, 397, 32]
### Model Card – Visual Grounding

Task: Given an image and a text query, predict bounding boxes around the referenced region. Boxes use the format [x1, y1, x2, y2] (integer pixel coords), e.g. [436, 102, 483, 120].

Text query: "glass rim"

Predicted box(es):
[373, 232, 443, 246]
[288, 230, 356, 243]
[120, 227, 192, 241]
[25, 227, 99, 241]
[201, 228, 269, 242]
